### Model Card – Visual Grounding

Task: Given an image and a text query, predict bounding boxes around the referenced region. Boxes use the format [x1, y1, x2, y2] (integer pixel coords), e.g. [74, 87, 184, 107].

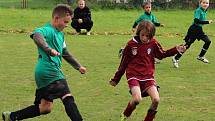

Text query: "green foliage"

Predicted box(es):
[1, 0, 215, 9]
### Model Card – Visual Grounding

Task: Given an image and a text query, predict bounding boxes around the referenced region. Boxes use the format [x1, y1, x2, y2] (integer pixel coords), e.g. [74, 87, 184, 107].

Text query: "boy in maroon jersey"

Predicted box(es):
[109, 20, 186, 121]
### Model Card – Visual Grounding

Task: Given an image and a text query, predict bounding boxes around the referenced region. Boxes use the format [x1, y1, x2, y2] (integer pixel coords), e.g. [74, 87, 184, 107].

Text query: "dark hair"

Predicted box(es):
[52, 4, 73, 18]
[136, 20, 155, 39]
[142, 1, 151, 8]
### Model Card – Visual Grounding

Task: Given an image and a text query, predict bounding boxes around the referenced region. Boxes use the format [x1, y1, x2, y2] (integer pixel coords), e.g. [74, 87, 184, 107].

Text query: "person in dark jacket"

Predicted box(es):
[71, 0, 93, 35]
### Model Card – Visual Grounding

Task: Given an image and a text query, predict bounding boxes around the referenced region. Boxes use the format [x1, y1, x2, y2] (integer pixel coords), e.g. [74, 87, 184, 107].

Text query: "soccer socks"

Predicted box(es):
[62, 96, 83, 121]
[10, 105, 40, 120]
[144, 109, 157, 121]
[123, 102, 137, 117]
[199, 37, 211, 57]
[174, 53, 182, 60]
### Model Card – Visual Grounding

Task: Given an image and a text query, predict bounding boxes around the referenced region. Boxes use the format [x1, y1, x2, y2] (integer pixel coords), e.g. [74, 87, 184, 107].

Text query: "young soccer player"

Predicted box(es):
[2, 4, 86, 121]
[172, 0, 212, 68]
[132, 1, 164, 33]
[119, 2, 164, 64]
[110, 20, 186, 121]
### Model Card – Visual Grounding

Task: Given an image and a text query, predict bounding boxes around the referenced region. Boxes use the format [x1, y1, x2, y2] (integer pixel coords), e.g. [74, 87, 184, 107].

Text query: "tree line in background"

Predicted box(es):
[1, 0, 215, 9]
[89, 0, 215, 9]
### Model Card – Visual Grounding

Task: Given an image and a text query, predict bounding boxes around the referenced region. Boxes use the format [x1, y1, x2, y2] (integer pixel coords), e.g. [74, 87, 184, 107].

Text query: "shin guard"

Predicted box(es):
[62, 96, 83, 121]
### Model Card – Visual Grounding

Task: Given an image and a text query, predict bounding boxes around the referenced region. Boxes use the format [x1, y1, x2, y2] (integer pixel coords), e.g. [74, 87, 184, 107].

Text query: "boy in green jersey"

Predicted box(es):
[2, 4, 86, 121]
[172, 0, 213, 68]
[132, 2, 164, 33]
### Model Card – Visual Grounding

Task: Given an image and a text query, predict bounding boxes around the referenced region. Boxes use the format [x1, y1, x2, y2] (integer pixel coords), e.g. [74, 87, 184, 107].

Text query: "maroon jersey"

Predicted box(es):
[112, 36, 178, 84]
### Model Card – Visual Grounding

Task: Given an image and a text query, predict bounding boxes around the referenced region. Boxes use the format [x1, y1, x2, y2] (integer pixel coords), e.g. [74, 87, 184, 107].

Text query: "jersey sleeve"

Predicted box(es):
[154, 41, 178, 60]
[152, 15, 161, 27]
[135, 14, 145, 25]
[111, 44, 132, 84]
[31, 27, 49, 41]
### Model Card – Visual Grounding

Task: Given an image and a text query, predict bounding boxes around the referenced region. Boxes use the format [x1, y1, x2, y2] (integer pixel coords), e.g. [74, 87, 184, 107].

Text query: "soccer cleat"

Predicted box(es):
[120, 113, 128, 121]
[197, 56, 209, 63]
[86, 31, 91, 36]
[2, 111, 12, 121]
[172, 56, 179, 68]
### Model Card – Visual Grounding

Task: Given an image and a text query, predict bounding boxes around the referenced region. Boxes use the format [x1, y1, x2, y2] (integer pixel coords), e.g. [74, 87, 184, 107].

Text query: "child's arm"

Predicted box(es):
[110, 45, 132, 86]
[154, 40, 185, 60]
[82, 7, 92, 23]
[31, 33, 60, 56]
[194, 18, 212, 24]
[152, 15, 164, 27]
[62, 48, 86, 74]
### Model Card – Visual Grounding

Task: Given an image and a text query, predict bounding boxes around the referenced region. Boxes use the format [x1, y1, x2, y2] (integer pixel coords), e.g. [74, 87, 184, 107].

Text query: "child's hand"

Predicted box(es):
[109, 80, 117, 87]
[176, 45, 186, 54]
[209, 20, 213, 24]
[78, 19, 83, 23]
[79, 66, 87, 74]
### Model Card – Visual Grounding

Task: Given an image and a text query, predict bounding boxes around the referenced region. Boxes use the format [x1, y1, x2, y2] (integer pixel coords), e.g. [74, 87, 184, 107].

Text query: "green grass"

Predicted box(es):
[0, 8, 215, 121]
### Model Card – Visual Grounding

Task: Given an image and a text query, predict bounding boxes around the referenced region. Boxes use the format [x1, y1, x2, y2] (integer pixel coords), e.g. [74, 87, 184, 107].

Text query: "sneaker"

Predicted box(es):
[120, 113, 128, 121]
[197, 56, 209, 63]
[86, 31, 90, 35]
[118, 48, 124, 58]
[172, 56, 179, 68]
[2, 111, 12, 121]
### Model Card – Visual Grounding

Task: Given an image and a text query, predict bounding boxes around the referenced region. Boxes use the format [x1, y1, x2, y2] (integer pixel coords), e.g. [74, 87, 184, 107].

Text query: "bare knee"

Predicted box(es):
[152, 97, 160, 105]
[132, 94, 142, 105]
[40, 104, 52, 114]
[39, 99, 53, 114]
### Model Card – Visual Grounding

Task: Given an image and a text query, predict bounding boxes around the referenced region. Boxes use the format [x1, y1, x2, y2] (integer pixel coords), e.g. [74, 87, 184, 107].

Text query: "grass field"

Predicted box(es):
[0, 7, 215, 121]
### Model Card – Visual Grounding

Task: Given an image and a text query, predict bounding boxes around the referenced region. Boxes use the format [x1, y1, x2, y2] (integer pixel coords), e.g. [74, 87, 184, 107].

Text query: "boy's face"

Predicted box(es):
[144, 4, 151, 13]
[200, 0, 209, 10]
[78, 0, 85, 9]
[55, 13, 72, 31]
[139, 30, 151, 44]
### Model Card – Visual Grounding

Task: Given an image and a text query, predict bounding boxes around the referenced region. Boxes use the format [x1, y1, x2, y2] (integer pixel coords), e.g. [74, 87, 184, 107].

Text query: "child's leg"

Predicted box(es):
[8, 99, 52, 121]
[144, 86, 160, 121]
[175, 40, 193, 60]
[199, 36, 211, 57]
[123, 86, 142, 117]
[61, 94, 83, 121]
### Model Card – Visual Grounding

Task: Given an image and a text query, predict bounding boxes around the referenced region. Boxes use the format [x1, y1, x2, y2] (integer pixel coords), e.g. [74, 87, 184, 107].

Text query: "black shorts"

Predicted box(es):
[184, 24, 207, 43]
[34, 79, 71, 104]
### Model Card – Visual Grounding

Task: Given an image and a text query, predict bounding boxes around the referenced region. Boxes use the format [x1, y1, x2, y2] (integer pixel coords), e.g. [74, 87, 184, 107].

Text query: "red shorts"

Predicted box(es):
[128, 79, 158, 97]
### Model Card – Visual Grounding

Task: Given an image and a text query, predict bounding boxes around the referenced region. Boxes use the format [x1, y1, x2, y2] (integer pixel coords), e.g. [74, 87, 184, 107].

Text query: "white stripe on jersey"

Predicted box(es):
[128, 77, 154, 82]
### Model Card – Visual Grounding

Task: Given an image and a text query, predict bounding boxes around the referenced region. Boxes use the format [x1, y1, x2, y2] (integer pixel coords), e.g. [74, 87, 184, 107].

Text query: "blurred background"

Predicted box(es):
[1, 0, 215, 9]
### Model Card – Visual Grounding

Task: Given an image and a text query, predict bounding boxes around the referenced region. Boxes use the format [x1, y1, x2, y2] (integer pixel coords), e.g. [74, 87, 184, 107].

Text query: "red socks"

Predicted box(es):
[144, 109, 157, 121]
[123, 102, 136, 117]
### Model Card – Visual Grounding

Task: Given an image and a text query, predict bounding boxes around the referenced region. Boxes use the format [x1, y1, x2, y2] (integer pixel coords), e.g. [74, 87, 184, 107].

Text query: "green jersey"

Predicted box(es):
[32, 23, 66, 89]
[192, 6, 207, 27]
[132, 12, 160, 28]
[135, 12, 159, 25]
